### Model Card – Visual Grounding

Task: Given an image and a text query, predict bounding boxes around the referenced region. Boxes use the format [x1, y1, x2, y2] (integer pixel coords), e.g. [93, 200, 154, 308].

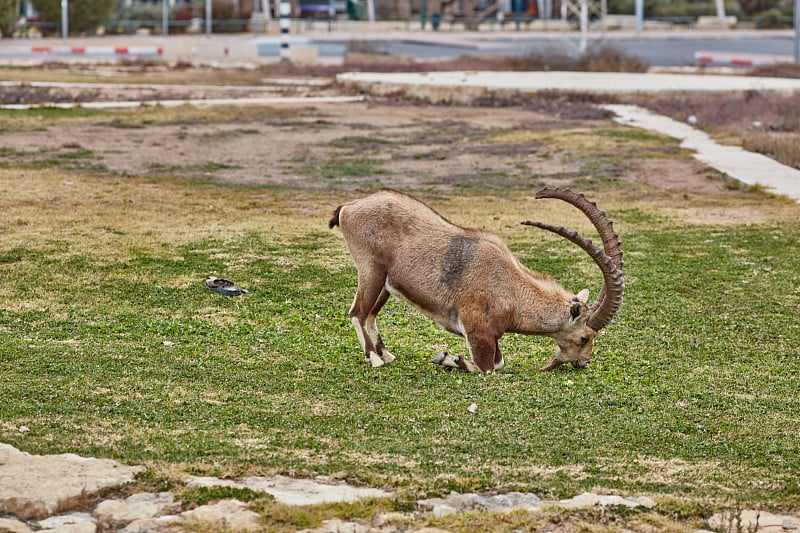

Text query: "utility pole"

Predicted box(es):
[162, 0, 168, 36]
[205, 0, 212, 36]
[60, 0, 67, 39]
[715, 0, 726, 25]
[280, 0, 290, 61]
[795, 0, 799, 63]
[635, 0, 642, 34]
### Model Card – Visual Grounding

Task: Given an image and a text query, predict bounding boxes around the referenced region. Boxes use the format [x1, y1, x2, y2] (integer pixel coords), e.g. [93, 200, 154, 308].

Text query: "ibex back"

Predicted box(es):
[329, 187, 623, 373]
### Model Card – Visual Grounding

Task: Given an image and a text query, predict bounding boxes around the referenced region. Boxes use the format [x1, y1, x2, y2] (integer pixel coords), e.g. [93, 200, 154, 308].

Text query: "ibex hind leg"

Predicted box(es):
[349, 272, 391, 367]
[367, 288, 395, 364]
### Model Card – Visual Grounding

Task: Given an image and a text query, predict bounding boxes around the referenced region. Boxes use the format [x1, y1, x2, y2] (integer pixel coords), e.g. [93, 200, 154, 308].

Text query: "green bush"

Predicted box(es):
[0, 0, 18, 36]
[607, 0, 739, 17]
[32, 0, 115, 34]
[738, 0, 780, 16]
[114, 3, 166, 22]
[210, 0, 251, 32]
[754, 5, 793, 26]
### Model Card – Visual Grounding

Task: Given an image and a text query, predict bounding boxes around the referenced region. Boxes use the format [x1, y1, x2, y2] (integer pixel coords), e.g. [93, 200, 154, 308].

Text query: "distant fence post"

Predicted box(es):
[280, 0, 290, 60]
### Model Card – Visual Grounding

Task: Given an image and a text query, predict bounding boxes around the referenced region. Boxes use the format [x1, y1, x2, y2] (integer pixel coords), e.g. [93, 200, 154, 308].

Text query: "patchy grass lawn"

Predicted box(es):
[1, 97, 799, 531]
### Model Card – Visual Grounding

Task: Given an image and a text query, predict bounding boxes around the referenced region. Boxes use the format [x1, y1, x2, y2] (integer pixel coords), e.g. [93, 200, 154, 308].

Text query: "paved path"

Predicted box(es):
[604, 104, 800, 202]
[338, 70, 800, 94]
[0, 94, 364, 110]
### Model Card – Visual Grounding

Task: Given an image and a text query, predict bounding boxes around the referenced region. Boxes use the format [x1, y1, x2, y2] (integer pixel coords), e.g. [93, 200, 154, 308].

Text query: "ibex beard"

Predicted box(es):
[329, 187, 624, 373]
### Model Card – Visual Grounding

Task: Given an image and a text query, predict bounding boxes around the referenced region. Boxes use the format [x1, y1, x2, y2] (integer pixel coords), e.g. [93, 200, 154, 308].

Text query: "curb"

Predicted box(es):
[26, 45, 163, 56]
[693, 50, 794, 67]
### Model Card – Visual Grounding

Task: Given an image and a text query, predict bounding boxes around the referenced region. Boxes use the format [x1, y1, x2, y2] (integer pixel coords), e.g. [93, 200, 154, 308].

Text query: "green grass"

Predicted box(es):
[1, 96, 800, 531]
[297, 156, 387, 183]
[1, 166, 798, 516]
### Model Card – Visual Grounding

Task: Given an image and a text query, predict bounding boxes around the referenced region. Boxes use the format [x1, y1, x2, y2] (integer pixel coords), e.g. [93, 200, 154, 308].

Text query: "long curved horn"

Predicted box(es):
[521, 187, 624, 331]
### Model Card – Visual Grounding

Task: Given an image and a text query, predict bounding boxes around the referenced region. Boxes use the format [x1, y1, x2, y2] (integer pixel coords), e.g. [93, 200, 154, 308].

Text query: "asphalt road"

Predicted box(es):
[1, 28, 796, 68]
[330, 30, 798, 66]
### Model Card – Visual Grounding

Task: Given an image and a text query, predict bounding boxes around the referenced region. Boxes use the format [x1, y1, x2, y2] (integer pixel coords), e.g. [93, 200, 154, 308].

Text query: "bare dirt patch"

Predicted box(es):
[0, 96, 739, 198]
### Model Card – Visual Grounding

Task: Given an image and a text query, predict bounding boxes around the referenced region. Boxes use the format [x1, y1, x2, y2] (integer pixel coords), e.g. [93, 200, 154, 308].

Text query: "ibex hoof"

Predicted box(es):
[438, 352, 463, 369]
[430, 351, 449, 365]
[382, 350, 396, 364]
[368, 352, 385, 368]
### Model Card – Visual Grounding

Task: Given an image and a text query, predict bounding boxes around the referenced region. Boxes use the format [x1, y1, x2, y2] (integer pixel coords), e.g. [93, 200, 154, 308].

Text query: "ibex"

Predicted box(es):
[329, 187, 623, 373]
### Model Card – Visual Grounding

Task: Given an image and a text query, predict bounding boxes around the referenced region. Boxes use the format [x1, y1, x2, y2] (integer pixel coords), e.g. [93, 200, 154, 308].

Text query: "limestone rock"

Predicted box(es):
[418, 490, 654, 516]
[94, 492, 179, 527]
[298, 518, 371, 533]
[418, 491, 543, 514]
[181, 499, 261, 532]
[185, 474, 389, 506]
[0, 443, 143, 520]
[0, 517, 33, 533]
[557, 492, 656, 509]
[39, 524, 96, 533]
[121, 515, 183, 533]
[708, 509, 800, 533]
[37, 512, 95, 530]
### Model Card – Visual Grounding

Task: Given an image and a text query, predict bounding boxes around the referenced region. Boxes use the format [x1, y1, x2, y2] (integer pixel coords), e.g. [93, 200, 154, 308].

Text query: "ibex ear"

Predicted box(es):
[569, 300, 582, 323]
[577, 289, 590, 304]
[569, 289, 589, 324]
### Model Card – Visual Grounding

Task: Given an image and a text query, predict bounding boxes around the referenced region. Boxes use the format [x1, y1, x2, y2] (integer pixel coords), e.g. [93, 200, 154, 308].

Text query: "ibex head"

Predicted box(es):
[522, 187, 624, 371]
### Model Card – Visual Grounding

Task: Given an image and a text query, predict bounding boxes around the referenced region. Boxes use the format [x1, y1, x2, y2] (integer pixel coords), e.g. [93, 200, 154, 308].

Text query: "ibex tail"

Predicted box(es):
[329, 205, 343, 229]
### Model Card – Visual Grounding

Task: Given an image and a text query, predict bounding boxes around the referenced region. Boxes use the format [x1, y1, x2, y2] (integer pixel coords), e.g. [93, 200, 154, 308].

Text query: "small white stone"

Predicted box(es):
[467, 403, 478, 414]
[18, 426, 30, 434]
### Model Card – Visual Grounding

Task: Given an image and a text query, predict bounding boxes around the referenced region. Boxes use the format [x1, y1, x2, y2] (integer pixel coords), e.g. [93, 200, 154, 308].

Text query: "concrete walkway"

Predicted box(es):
[0, 95, 365, 110]
[604, 104, 800, 202]
[337, 70, 800, 94]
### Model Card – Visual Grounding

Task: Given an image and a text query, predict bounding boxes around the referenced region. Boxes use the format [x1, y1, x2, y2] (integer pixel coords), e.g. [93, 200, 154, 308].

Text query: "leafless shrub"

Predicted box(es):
[259, 44, 647, 76]
[749, 62, 800, 79]
[632, 90, 800, 168]
[743, 132, 800, 168]
[632, 91, 800, 133]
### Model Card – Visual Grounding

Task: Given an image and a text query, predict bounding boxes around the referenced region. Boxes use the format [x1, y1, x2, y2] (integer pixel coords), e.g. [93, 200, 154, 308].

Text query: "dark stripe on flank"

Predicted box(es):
[441, 236, 477, 288]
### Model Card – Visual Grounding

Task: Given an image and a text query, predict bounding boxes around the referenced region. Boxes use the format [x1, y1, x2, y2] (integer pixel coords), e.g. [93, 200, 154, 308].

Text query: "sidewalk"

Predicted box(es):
[337, 70, 800, 95]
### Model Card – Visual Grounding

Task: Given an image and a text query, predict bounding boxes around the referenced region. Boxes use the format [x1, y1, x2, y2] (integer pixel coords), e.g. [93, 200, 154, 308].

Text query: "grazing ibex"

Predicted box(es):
[329, 187, 623, 373]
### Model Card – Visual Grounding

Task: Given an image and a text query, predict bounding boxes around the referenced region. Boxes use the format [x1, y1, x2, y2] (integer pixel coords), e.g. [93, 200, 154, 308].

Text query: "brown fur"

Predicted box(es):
[331, 188, 604, 373]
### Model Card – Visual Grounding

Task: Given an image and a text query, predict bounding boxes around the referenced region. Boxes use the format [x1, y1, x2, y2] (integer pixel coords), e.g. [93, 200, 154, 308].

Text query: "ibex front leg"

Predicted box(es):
[437, 333, 502, 373]
[349, 272, 395, 367]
